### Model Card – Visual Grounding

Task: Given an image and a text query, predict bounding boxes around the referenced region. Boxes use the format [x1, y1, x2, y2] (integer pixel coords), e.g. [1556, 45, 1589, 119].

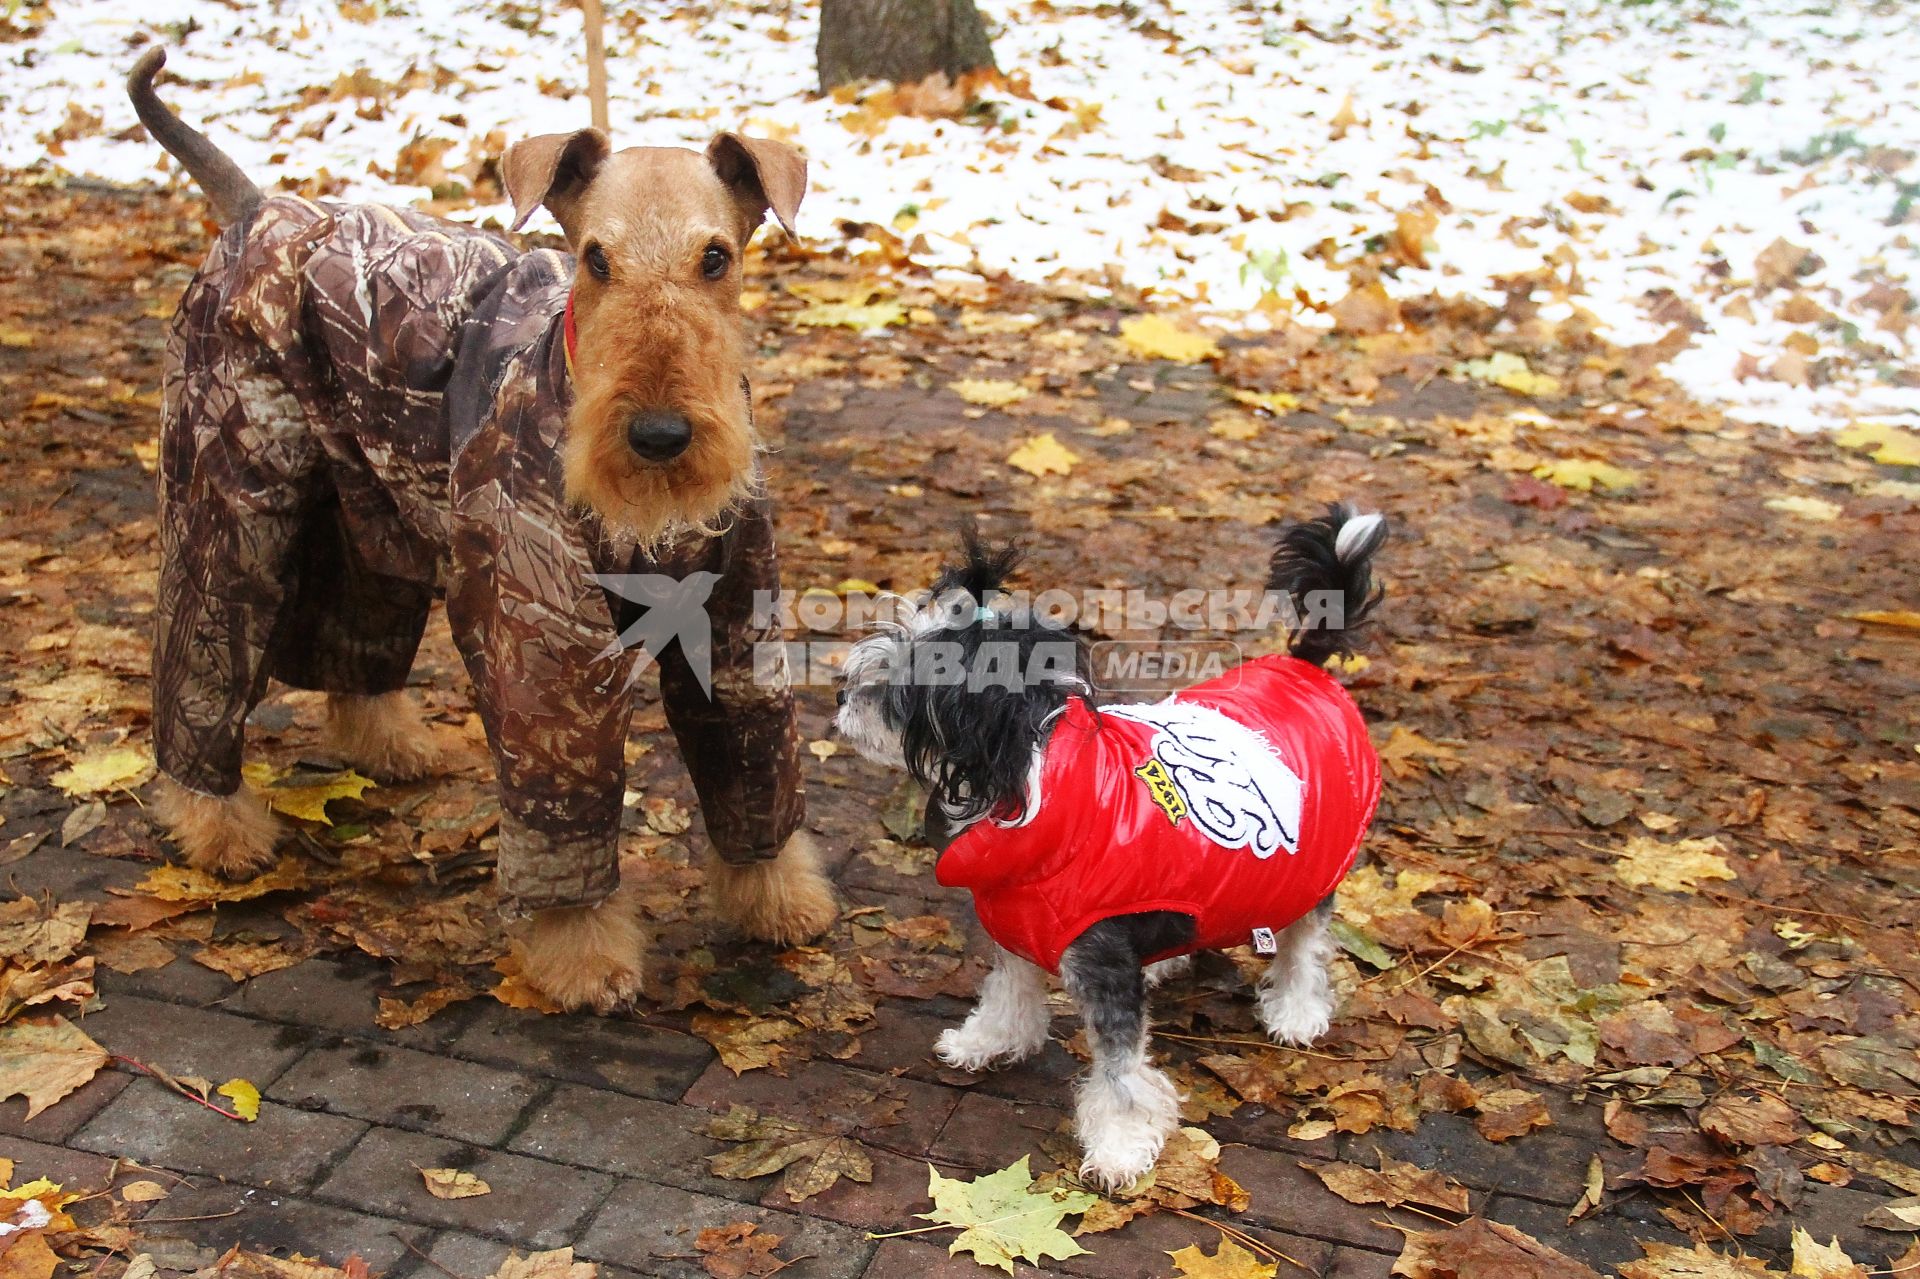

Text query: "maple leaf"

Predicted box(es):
[1311, 1155, 1469, 1214]
[1834, 421, 1920, 466]
[0, 1014, 108, 1119]
[49, 745, 153, 796]
[1006, 432, 1079, 477]
[1168, 1236, 1275, 1279]
[1613, 835, 1736, 892]
[1119, 315, 1220, 363]
[417, 1167, 491, 1199]
[950, 378, 1030, 407]
[705, 1104, 874, 1203]
[1619, 1243, 1784, 1278]
[1391, 1217, 1602, 1278]
[1472, 1087, 1552, 1142]
[917, 1156, 1097, 1273]
[1460, 351, 1562, 398]
[791, 299, 907, 332]
[136, 861, 312, 904]
[694, 1223, 788, 1279]
[691, 1012, 802, 1074]
[241, 763, 376, 824]
[1789, 1231, 1865, 1279]
[1532, 457, 1640, 493]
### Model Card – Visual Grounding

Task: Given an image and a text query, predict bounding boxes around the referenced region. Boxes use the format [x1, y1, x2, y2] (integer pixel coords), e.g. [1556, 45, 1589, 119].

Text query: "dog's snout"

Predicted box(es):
[835, 688, 847, 708]
[626, 410, 693, 463]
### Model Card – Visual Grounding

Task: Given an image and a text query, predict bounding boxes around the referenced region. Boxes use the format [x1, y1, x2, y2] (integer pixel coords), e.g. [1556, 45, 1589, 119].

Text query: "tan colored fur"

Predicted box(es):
[551, 148, 773, 546]
[324, 690, 444, 782]
[513, 881, 648, 1013]
[153, 777, 283, 878]
[708, 829, 838, 945]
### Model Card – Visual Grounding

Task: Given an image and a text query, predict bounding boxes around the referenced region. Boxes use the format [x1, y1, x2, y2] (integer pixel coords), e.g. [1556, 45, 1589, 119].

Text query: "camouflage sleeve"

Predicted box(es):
[655, 492, 804, 865]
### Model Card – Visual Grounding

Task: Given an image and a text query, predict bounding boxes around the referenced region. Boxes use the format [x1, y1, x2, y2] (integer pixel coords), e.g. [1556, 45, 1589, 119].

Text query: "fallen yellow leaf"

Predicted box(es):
[1225, 388, 1299, 414]
[1533, 458, 1640, 493]
[50, 747, 154, 797]
[418, 1167, 491, 1200]
[1007, 432, 1079, 477]
[792, 300, 906, 331]
[1119, 314, 1220, 364]
[1849, 610, 1920, 630]
[1836, 421, 1920, 467]
[950, 378, 1030, 407]
[217, 1078, 260, 1122]
[240, 763, 376, 824]
[808, 739, 839, 761]
[1615, 835, 1736, 893]
[1461, 351, 1563, 398]
[1764, 494, 1841, 521]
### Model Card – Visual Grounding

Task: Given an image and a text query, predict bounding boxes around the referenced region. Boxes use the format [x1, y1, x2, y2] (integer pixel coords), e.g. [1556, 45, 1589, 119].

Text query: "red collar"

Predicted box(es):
[562, 291, 578, 376]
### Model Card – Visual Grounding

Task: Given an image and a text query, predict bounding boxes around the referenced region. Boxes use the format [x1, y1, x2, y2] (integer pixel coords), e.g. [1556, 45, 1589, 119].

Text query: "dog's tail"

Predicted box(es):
[1268, 503, 1387, 668]
[127, 47, 261, 226]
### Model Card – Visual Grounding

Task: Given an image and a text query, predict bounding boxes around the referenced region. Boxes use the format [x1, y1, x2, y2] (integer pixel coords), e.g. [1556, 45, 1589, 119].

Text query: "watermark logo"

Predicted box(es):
[592, 571, 721, 694]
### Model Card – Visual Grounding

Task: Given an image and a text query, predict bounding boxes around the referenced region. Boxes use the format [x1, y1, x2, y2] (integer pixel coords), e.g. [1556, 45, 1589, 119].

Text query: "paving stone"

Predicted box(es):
[1736, 1180, 1900, 1266]
[1205, 1101, 1342, 1162]
[683, 1058, 961, 1157]
[576, 1178, 874, 1279]
[844, 1005, 1082, 1106]
[71, 1077, 368, 1191]
[0, 1067, 131, 1144]
[270, 1042, 545, 1145]
[450, 1005, 712, 1102]
[862, 1238, 1047, 1279]
[4, 842, 147, 900]
[78, 994, 316, 1086]
[756, 1147, 927, 1233]
[1326, 1245, 1400, 1278]
[316, 1127, 612, 1248]
[1220, 1145, 1408, 1253]
[133, 1181, 431, 1273]
[928, 1092, 1069, 1173]
[1338, 1111, 1593, 1207]
[507, 1083, 755, 1202]
[229, 955, 473, 1051]
[99, 950, 243, 1006]
[0, 1135, 119, 1190]
[1486, 1191, 1695, 1272]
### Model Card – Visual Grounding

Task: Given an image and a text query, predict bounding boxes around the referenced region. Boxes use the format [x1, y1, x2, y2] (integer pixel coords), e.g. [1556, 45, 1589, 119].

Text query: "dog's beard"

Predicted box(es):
[561, 396, 758, 553]
[835, 632, 911, 768]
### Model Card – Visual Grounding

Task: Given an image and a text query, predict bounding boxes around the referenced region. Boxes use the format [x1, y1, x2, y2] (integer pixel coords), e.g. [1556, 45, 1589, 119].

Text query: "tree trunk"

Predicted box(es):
[816, 0, 997, 93]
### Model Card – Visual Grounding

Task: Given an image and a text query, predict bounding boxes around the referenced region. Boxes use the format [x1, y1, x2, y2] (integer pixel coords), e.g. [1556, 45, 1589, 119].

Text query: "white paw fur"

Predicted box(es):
[1075, 1064, 1181, 1189]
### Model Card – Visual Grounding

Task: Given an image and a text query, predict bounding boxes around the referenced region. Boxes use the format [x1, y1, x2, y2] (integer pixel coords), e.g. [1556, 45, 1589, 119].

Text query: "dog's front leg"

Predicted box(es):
[1255, 897, 1337, 1046]
[708, 829, 838, 946]
[1062, 925, 1180, 1190]
[936, 942, 1052, 1070]
[513, 881, 647, 1014]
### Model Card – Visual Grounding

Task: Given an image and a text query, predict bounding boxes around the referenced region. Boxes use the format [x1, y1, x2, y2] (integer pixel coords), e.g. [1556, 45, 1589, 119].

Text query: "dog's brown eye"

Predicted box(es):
[701, 244, 730, 280]
[584, 243, 611, 281]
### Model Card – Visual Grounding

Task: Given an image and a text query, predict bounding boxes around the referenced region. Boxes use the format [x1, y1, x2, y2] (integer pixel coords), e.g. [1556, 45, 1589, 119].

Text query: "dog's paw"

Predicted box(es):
[1258, 990, 1333, 1046]
[711, 832, 838, 946]
[1143, 955, 1193, 989]
[935, 1020, 1048, 1072]
[1076, 1067, 1180, 1191]
[515, 888, 647, 1015]
[326, 692, 444, 783]
[154, 779, 284, 880]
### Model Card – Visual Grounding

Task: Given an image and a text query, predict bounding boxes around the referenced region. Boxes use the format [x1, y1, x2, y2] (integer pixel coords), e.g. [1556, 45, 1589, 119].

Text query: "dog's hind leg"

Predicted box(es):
[325, 692, 442, 782]
[1256, 896, 1337, 1046]
[936, 942, 1052, 1071]
[1062, 915, 1186, 1190]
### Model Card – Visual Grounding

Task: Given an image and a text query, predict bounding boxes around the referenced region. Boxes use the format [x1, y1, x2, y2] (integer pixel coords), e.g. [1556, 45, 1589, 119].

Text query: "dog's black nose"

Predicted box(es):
[836, 688, 847, 707]
[627, 410, 693, 462]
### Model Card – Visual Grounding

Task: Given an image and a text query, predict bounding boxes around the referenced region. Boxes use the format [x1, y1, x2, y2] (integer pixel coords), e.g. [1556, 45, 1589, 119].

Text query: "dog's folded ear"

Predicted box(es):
[706, 133, 808, 239]
[503, 128, 611, 237]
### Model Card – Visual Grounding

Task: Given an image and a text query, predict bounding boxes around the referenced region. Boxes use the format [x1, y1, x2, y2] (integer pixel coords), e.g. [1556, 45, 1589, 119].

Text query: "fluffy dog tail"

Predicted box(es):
[1268, 503, 1387, 668]
[127, 46, 261, 226]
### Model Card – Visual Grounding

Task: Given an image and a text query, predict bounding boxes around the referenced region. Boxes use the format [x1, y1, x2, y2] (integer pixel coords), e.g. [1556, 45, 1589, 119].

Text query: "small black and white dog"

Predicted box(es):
[835, 505, 1388, 1187]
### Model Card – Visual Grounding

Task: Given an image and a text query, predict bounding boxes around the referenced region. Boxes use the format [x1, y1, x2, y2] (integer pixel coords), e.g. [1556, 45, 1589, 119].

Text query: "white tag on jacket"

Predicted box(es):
[1251, 927, 1278, 954]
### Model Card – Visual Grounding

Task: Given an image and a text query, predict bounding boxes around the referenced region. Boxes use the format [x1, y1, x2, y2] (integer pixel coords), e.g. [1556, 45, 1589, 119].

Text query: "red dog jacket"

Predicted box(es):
[936, 654, 1381, 974]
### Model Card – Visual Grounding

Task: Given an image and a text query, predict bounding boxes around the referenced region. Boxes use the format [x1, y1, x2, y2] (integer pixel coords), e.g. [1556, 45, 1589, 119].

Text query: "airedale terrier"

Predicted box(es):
[129, 46, 834, 1011]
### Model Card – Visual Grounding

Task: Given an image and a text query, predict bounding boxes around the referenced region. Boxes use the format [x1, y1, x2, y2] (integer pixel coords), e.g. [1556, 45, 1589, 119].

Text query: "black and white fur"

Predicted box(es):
[834, 506, 1387, 1188]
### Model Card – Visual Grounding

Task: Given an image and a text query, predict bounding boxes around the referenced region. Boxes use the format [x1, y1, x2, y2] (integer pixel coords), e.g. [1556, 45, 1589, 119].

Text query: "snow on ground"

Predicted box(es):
[3, 0, 1915, 430]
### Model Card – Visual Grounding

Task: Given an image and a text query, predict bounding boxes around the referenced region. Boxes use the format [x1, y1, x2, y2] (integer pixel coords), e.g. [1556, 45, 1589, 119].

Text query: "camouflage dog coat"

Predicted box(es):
[153, 196, 802, 915]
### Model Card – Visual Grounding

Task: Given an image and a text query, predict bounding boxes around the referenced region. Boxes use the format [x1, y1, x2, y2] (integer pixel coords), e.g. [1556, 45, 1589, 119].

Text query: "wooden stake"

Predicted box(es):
[581, 0, 610, 133]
